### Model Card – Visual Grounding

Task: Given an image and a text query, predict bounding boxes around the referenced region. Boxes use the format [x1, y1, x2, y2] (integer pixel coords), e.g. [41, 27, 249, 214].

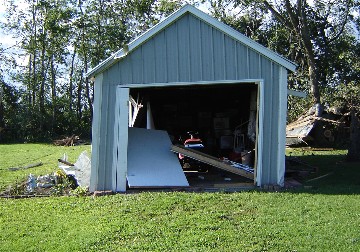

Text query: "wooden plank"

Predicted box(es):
[171, 145, 254, 180]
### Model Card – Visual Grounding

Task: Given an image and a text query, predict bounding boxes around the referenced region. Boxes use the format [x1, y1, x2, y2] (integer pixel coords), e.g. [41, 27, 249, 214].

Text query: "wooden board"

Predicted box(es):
[171, 145, 254, 180]
[127, 128, 189, 188]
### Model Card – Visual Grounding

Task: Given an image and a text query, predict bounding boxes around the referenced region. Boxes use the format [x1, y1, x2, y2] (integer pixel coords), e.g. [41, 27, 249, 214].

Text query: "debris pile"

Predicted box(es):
[53, 135, 87, 146]
[1, 170, 78, 197]
[58, 151, 91, 187]
[286, 104, 350, 147]
[1, 151, 91, 198]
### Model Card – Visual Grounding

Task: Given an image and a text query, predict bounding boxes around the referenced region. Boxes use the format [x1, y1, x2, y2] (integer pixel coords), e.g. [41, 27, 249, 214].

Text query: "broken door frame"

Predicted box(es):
[111, 79, 264, 191]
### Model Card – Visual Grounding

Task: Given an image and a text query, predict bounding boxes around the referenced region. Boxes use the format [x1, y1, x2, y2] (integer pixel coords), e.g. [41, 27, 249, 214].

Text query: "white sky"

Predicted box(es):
[0, 1, 27, 49]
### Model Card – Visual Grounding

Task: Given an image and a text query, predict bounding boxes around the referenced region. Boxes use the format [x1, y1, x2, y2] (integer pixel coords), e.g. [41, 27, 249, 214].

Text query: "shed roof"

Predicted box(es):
[86, 4, 296, 78]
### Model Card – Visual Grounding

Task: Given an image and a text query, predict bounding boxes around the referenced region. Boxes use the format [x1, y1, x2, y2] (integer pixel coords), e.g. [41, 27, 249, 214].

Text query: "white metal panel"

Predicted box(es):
[127, 127, 189, 188]
[277, 67, 288, 186]
[89, 73, 103, 192]
[113, 87, 129, 192]
[256, 80, 264, 187]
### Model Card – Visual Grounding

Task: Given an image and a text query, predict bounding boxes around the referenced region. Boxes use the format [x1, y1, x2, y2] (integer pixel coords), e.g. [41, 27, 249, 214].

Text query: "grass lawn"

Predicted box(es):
[1, 144, 360, 251]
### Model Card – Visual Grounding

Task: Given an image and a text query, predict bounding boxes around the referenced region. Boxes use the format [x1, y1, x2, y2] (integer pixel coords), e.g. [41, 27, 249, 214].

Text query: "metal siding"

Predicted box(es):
[272, 63, 286, 184]
[212, 28, 225, 80]
[269, 63, 281, 183]
[90, 73, 103, 192]
[235, 42, 249, 79]
[248, 49, 261, 79]
[104, 82, 116, 190]
[142, 39, 156, 83]
[106, 62, 119, 86]
[224, 35, 236, 79]
[113, 14, 276, 86]
[189, 14, 202, 81]
[96, 78, 109, 190]
[96, 13, 287, 187]
[260, 59, 273, 185]
[131, 47, 143, 84]
[200, 21, 214, 81]
[165, 22, 179, 82]
[155, 31, 167, 83]
[277, 67, 287, 186]
[177, 15, 191, 82]
[115, 87, 130, 191]
[119, 57, 133, 84]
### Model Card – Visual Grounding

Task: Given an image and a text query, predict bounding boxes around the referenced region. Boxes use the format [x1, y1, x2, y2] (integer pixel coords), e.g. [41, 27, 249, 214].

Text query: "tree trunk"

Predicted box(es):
[50, 56, 56, 135]
[68, 47, 77, 112]
[31, 1, 37, 108]
[347, 108, 360, 161]
[0, 84, 4, 142]
[297, 0, 320, 105]
[77, 72, 83, 121]
[83, 52, 93, 117]
[264, 0, 321, 104]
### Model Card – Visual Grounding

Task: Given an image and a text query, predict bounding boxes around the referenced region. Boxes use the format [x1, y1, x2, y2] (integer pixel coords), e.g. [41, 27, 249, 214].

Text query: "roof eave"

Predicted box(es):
[86, 4, 297, 78]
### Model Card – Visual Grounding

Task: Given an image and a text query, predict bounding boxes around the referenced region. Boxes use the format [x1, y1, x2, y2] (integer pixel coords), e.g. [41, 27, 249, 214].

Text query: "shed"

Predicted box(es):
[86, 4, 297, 192]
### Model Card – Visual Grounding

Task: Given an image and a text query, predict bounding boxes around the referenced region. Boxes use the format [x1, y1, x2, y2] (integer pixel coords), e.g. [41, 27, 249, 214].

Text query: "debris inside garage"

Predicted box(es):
[127, 84, 258, 189]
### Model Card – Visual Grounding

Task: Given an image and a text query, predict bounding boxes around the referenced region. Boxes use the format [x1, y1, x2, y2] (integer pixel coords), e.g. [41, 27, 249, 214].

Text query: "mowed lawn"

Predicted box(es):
[1, 144, 360, 251]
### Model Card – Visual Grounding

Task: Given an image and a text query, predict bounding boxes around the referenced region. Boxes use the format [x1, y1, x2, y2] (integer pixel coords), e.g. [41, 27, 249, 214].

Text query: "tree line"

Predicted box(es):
[0, 0, 359, 144]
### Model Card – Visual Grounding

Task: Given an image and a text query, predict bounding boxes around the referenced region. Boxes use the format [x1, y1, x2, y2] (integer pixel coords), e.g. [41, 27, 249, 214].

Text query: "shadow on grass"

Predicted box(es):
[286, 152, 360, 195]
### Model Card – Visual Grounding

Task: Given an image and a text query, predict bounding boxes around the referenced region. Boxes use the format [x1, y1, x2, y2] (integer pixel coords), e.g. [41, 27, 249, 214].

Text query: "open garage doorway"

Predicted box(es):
[127, 82, 262, 190]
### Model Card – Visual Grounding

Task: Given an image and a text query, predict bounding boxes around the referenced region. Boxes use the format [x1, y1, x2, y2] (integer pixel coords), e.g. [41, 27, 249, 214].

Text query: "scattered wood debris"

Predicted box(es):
[58, 159, 74, 166]
[53, 135, 83, 146]
[8, 162, 43, 171]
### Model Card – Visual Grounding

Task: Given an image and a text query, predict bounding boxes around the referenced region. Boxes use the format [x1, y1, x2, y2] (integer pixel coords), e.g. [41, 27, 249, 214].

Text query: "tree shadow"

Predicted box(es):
[285, 152, 360, 195]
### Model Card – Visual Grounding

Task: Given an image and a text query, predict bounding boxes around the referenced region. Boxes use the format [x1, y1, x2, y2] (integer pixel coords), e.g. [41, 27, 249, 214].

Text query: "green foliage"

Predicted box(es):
[287, 95, 314, 123]
[322, 82, 360, 112]
[0, 0, 186, 143]
[70, 186, 89, 197]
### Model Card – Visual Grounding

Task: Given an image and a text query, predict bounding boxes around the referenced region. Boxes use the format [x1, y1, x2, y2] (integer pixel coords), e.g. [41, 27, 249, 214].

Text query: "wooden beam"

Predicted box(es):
[171, 145, 254, 180]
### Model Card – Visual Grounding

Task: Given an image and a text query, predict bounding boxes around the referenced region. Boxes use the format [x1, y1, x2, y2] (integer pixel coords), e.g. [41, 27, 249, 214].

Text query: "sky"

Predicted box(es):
[0, 0, 28, 50]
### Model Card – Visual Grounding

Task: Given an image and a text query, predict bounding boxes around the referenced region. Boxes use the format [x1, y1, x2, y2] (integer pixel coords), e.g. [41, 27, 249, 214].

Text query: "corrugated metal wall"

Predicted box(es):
[94, 13, 285, 190]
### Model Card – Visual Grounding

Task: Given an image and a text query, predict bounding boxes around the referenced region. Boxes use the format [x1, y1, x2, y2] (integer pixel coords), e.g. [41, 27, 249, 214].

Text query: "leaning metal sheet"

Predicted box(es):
[127, 127, 189, 188]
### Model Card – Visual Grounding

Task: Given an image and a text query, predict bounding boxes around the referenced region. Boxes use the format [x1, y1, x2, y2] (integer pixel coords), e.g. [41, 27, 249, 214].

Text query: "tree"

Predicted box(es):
[0, 0, 186, 141]
[208, 0, 358, 107]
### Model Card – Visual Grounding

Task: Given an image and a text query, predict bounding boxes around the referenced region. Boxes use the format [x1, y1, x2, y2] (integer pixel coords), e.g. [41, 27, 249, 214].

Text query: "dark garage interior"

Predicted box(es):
[129, 83, 259, 189]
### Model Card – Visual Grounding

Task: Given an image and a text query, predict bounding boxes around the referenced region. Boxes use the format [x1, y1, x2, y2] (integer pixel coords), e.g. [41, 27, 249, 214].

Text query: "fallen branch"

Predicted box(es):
[58, 159, 74, 166]
[8, 162, 43, 171]
[306, 172, 334, 182]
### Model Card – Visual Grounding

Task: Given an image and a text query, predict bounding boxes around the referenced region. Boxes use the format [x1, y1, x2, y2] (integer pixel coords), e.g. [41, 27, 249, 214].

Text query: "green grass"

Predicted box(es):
[0, 143, 91, 192]
[0, 144, 360, 251]
[287, 147, 360, 193]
